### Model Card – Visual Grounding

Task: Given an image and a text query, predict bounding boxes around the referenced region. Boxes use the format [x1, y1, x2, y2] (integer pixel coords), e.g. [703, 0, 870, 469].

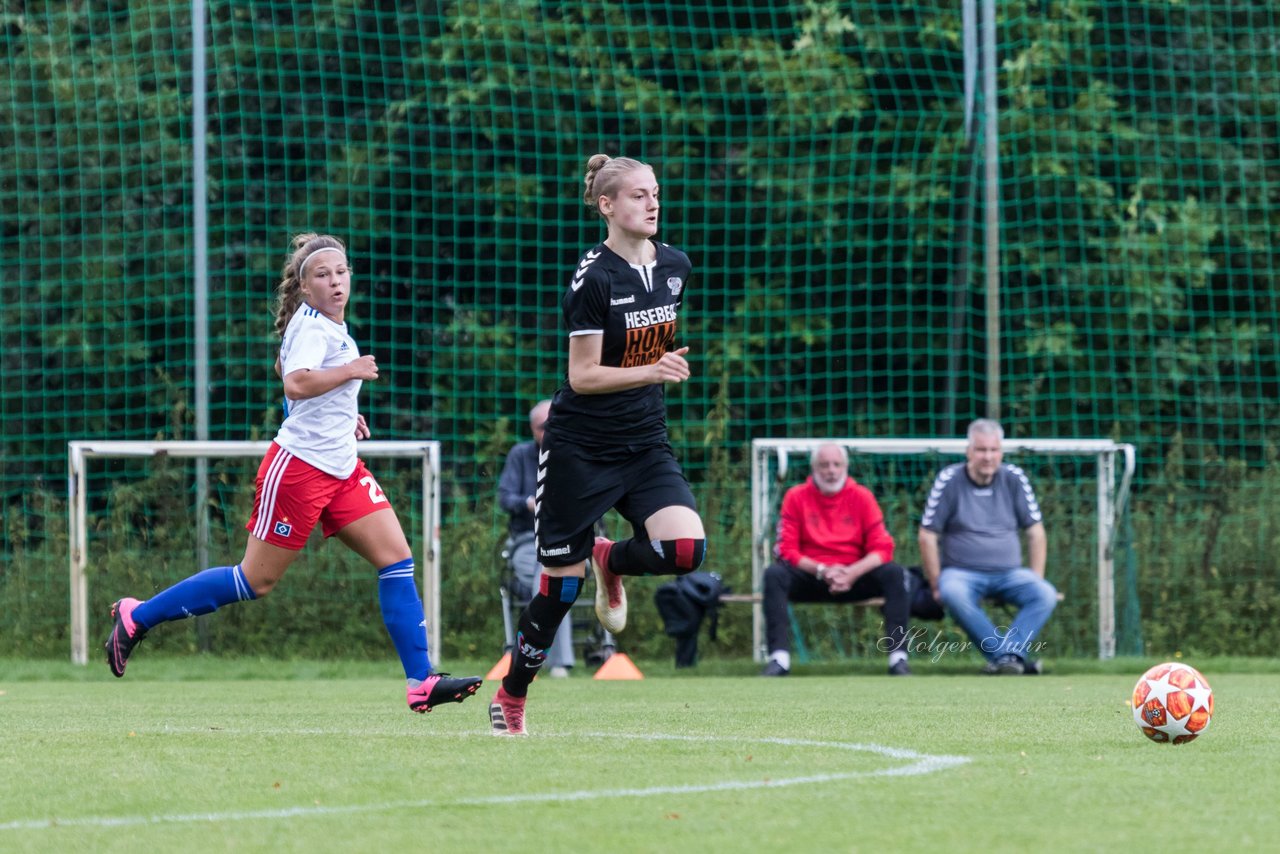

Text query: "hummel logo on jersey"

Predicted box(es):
[610, 294, 636, 306]
[273, 520, 293, 537]
[539, 449, 550, 464]
[540, 544, 572, 557]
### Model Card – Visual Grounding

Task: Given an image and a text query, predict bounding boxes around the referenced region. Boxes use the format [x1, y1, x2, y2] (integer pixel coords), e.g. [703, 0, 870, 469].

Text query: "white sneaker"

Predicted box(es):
[591, 537, 627, 634]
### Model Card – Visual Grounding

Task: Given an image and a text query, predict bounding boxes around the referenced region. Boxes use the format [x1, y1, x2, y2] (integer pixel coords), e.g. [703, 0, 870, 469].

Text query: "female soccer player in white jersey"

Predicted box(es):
[105, 233, 481, 713]
[489, 155, 708, 735]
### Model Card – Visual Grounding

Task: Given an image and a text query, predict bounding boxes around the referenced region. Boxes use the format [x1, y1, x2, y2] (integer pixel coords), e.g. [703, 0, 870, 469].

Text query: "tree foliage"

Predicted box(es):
[4, 1, 1280, 655]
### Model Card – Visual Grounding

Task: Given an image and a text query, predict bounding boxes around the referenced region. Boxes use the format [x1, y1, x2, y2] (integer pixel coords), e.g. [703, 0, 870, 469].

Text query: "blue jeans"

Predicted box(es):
[937, 567, 1058, 661]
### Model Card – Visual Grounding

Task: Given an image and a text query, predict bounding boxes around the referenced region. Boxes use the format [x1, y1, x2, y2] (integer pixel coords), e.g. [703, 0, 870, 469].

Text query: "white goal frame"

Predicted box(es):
[751, 437, 1136, 661]
[67, 440, 442, 665]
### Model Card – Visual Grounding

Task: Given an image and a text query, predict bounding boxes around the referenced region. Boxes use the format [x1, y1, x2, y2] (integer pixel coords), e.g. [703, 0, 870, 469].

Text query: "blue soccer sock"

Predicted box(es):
[132, 565, 256, 630]
[378, 558, 432, 681]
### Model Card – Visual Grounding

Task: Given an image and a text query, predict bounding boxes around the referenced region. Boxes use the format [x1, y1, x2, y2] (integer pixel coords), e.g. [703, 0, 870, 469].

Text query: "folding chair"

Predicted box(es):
[499, 535, 616, 666]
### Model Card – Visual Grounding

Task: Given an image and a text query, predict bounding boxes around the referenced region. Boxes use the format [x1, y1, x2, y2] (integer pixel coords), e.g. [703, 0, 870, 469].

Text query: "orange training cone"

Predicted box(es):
[485, 652, 512, 682]
[593, 652, 644, 680]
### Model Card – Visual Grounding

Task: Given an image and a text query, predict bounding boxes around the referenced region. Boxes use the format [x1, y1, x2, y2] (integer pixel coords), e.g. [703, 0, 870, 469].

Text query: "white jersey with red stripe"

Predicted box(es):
[274, 303, 362, 478]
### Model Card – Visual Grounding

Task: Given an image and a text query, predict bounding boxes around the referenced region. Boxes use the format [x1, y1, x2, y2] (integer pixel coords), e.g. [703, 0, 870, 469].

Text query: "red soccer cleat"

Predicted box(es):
[489, 686, 528, 736]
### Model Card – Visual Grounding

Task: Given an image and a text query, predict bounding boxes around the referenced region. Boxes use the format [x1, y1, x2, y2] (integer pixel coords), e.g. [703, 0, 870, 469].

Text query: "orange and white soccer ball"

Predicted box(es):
[1131, 662, 1214, 744]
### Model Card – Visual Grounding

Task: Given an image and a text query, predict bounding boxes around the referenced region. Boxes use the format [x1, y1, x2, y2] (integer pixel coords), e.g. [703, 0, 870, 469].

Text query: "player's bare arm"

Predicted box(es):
[567, 335, 690, 394]
[284, 355, 378, 400]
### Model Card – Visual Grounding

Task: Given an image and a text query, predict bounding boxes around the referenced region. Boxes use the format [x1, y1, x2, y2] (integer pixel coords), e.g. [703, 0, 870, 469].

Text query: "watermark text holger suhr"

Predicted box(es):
[876, 626, 1048, 662]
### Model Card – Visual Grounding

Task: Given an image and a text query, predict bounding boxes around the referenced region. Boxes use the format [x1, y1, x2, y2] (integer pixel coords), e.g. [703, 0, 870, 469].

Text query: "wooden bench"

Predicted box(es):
[719, 590, 1064, 661]
[720, 592, 1061, 607]
[719, 592, 884, 607]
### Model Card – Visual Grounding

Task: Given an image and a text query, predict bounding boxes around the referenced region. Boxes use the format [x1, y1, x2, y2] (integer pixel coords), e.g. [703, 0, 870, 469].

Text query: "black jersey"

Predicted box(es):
[548, 239, 693, 448]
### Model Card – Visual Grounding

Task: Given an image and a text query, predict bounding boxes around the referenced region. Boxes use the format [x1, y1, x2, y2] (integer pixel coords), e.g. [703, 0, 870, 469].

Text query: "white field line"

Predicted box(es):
[0, 731, 969, 832]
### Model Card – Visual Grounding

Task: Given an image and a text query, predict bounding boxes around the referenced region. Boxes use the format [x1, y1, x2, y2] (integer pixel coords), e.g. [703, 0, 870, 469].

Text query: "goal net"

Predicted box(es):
[751, 438, 1136, 663]
[66, 440, 441, 665]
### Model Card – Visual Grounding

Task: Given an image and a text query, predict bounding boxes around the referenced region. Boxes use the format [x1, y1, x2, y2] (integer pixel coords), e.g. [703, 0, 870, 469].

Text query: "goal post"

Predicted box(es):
[67, 440, 442, 665]
[750, 438, 1136, 662]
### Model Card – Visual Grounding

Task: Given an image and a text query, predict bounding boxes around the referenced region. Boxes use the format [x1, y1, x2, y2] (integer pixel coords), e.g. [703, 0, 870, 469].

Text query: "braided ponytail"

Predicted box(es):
[273, 233, 346, 338]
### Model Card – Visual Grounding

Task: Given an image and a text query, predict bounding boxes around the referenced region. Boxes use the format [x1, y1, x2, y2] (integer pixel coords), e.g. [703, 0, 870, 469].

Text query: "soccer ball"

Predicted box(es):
[1130, 662, 1214, 745]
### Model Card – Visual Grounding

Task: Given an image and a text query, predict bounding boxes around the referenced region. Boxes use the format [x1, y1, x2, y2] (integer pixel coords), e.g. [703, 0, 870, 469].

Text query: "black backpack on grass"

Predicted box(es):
[653, 571, 726, 668]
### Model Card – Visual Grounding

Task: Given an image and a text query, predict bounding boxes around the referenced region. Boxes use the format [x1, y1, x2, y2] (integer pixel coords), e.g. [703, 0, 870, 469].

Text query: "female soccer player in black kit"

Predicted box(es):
[489, 154, 708, 735]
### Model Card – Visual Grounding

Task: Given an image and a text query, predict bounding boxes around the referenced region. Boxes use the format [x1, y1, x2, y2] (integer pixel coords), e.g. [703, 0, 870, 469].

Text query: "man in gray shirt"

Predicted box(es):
[917, 419, 1058, 674]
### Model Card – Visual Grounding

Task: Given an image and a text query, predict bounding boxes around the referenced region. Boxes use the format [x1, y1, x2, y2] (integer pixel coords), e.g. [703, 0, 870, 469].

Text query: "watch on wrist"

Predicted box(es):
[815, 563, 827, 579]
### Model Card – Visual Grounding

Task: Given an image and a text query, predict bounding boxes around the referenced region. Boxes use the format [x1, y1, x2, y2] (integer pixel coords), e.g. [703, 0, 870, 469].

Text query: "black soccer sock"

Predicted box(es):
[502, 574, 581, 698]
[608, 537, 706, 577]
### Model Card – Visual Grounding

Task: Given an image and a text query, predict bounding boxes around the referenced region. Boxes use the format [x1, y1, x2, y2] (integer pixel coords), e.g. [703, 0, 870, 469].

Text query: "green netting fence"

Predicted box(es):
[4, 1, 1279, 662]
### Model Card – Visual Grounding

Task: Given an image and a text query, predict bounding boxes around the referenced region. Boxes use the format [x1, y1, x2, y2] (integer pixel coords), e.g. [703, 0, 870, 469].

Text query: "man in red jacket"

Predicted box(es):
[761, 443, 912, 676]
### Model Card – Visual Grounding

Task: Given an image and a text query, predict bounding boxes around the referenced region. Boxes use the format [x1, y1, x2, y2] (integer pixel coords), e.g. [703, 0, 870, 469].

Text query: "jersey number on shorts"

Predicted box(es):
[360, 476, 388, 505]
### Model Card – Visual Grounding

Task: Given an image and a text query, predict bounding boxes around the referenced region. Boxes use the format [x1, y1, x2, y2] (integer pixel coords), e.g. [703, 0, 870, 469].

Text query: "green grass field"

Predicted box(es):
[1, 657, 1275, 852]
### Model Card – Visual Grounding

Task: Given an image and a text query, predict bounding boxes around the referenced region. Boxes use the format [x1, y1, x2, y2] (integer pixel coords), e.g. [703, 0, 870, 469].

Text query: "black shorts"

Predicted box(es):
[535, 431, 697, 568]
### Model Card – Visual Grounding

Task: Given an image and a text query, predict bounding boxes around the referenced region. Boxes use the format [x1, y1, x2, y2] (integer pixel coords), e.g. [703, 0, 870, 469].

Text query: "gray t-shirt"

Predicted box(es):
[920, 462, 1042, 571]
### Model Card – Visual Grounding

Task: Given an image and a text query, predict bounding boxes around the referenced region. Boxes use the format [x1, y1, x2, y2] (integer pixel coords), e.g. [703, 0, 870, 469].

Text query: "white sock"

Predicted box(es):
[888, 650, 908, 667]
[770, 650, 791, 671]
